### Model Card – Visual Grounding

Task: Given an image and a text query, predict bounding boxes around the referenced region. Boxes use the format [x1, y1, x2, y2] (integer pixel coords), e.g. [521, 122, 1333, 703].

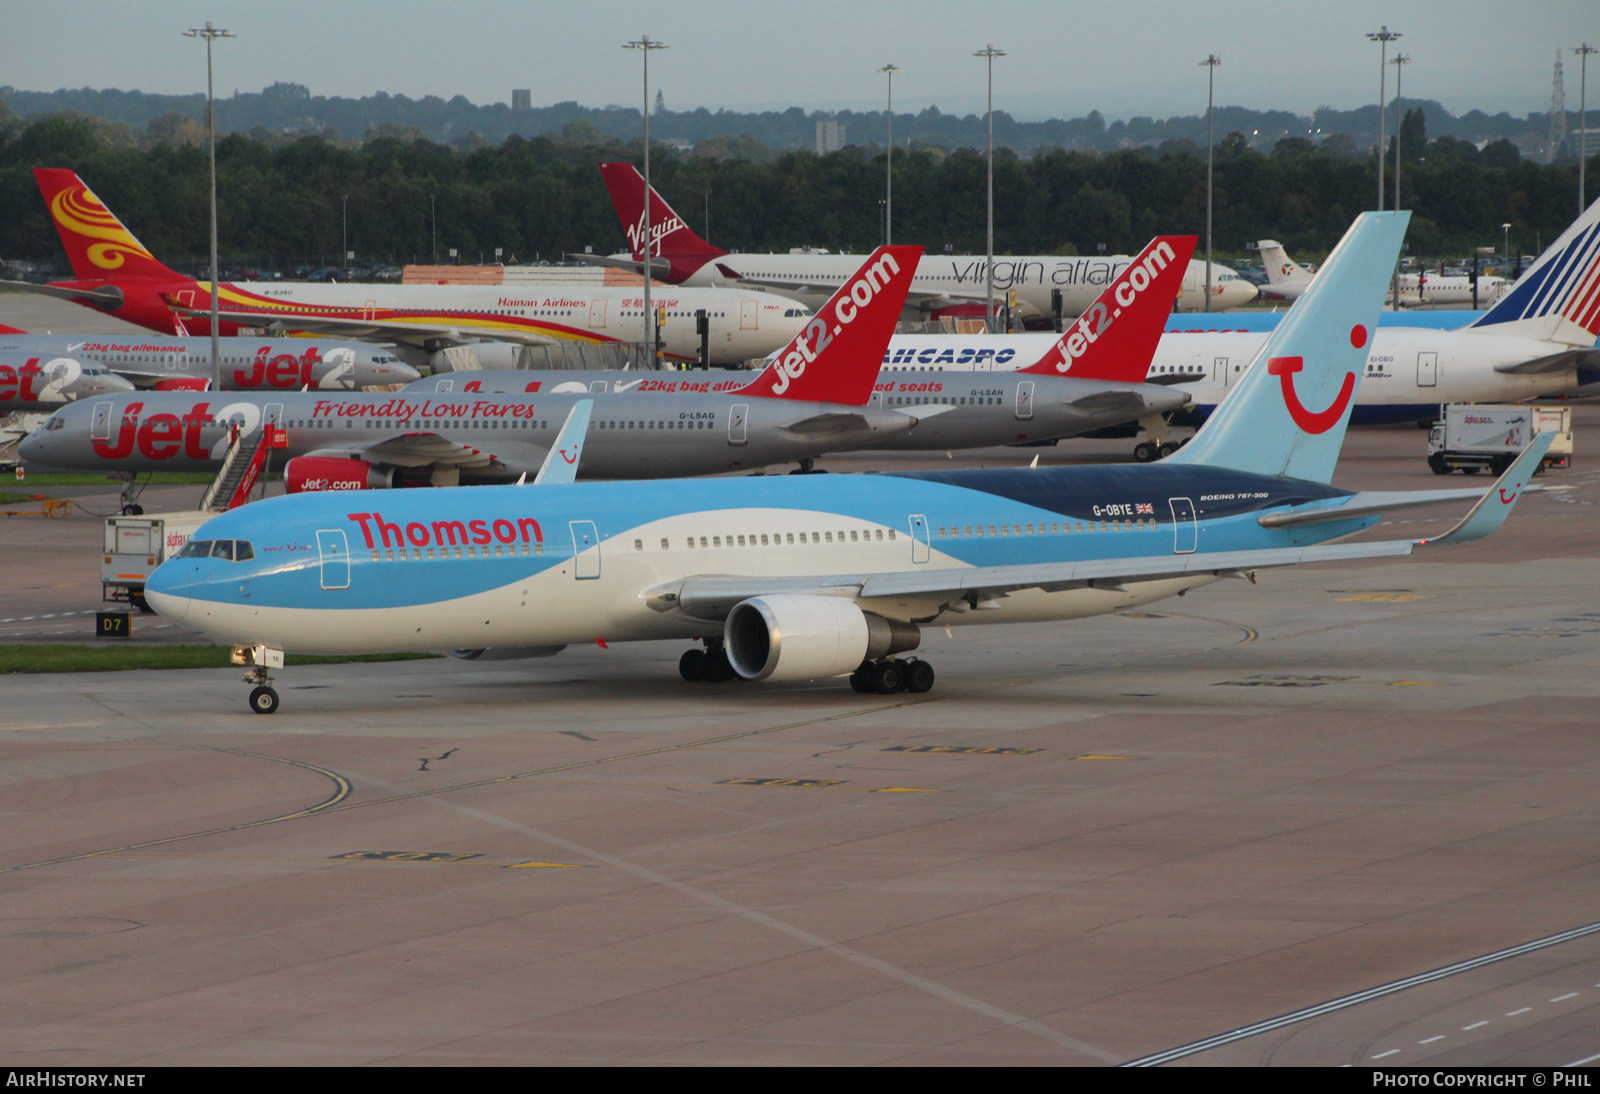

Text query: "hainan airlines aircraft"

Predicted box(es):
[0, 325, 416, 391]
[139, 211, 1552, 715]
[586, 162, 1258, 319]
[13, 169, 806, 367]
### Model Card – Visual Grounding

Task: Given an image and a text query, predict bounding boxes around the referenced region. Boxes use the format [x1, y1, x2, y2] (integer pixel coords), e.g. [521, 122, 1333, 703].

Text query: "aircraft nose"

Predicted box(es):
[18, 429, 48, 463]
[144, 561, 191, 622]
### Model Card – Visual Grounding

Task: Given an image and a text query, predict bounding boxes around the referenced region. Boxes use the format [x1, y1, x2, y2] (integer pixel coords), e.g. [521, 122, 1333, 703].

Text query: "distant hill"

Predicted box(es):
[0, 82, 1571, 157]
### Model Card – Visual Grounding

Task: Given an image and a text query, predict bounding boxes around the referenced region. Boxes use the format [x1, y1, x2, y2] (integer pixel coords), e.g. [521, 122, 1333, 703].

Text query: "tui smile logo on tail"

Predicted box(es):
[1267, 324, 1367, 435]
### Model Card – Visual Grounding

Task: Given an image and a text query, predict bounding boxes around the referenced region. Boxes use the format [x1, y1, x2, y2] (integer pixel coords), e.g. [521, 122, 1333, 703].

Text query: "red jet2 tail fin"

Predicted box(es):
[739, 245, 922, 407]
[1020, 235, 1197, 382]
[33, 169, 186, 284]
[599, 162, 726, 280]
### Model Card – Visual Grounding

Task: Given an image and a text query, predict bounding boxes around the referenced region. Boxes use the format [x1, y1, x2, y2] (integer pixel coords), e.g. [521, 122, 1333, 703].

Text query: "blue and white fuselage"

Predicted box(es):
[146, 464, 1370, 654]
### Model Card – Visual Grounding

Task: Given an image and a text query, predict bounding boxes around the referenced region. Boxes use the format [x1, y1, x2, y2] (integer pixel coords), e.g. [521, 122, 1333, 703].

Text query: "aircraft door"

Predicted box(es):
[589, 381, 609, 394]
[263, 403, 284, 429]
[1417, 351, 1438, 387]
[589, 299, 608, 329]
[91, 401, 114, 441]
[316, 529, 350, 589]
[728, 403, 749, 446]
[1015, 381, 1035, 420]
[1214, 357, 1230, 387]
[363, 299, 378, 321]
[908, 514, 931, 564]
[435, 379, 454, 393]
[740, 300, 758, 330]
[569, 520, 601, 579]
[1169, 498, 1197, 554]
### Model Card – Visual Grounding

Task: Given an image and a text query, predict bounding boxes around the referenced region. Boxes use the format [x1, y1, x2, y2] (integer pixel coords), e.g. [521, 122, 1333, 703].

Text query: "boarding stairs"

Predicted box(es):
[199, 423, 286, 512]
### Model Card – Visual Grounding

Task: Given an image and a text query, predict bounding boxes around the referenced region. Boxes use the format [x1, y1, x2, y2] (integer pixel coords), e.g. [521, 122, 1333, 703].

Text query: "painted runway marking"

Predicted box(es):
[1550, 992, 1579, 1002]
[1372, 1049, 1399, 1059]
[1506, 1007, 1532, 1016]
[1121, 919, 1600, 1066]
[1569, 1051, 1600, 1067]
[1462, 1021, 1488, 1030]
[1419, 1035, 1444, 1044]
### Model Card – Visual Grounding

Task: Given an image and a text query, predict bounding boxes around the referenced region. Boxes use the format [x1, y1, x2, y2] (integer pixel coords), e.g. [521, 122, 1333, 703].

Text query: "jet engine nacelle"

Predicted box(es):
[284, 455, 393, 494]
[153, 377, 211, 391]
[724, 594, 920, 682]
[447, 646, 566, 660]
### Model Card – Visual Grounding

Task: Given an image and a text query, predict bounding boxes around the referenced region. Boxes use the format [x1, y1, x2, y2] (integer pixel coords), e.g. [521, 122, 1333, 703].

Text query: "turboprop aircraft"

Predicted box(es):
[21, 247, 932, 483]
[141, 210, 1551, 715]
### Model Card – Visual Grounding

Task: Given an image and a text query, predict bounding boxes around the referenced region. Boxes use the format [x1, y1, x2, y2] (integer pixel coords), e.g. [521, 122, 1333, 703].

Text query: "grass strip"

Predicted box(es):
[0, 644, 440, 674]
[17, 473, 220, 485]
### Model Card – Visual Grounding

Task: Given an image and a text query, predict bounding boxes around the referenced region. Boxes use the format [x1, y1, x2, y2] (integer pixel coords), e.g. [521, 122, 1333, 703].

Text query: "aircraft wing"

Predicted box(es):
[716, 264, 990, 311]
[1493, 348, 1599, 375]
[565, 253, 672, 277]
[655, 443, 1549, 622]
[305, 434, 503, 471]
[173, 306, 560, 349]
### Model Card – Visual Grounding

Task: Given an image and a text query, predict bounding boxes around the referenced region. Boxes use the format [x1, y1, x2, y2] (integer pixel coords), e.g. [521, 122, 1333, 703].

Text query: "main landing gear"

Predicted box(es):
[233, 644, 285, 714]
[679, 641, 737, 683]
[1133, 438, 1185, 463]
[849, 657, 935, 695]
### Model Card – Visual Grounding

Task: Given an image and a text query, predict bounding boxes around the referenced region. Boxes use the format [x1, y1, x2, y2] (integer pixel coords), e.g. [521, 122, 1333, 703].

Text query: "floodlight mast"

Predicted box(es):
[1201, 55, 1220, 313]
[624, 35, 669, 365]
[183, 20, 235, 391]
[974, 45, 1006, 331]
[879, 64, 901, 245]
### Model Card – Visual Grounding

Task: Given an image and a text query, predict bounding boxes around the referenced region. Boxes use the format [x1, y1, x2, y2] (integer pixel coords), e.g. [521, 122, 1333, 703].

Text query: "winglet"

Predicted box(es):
[1020, 236, 1196, 381]
[532, 399, 593, 484]
[737, 245, 921, 407]
[1421, 432, 1554, 545]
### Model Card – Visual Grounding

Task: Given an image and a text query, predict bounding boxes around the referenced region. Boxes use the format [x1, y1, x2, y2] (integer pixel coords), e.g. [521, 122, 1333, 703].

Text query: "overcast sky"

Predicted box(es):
[3, 1, 1596, 122]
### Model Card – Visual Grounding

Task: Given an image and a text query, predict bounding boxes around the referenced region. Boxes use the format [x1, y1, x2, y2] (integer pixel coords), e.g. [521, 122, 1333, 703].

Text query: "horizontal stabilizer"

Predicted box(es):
[1255, 487, 1534, 529]
[1493, 348, 1598, 375]
[0, 279, 124, 308]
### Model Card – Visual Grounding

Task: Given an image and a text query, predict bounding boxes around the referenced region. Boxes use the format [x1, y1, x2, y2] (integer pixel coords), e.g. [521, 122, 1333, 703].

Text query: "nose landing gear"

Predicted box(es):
[232, 644, 285, 713]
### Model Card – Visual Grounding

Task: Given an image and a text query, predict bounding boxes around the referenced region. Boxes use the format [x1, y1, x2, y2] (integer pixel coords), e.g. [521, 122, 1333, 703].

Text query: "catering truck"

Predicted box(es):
[102, 511, 211, 610]
[1427, 403, 1572, 475]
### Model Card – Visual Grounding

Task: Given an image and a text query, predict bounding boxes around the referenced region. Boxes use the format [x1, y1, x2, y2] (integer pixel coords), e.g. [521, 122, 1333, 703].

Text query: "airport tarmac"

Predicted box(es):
[3, 291, 1599, 1066]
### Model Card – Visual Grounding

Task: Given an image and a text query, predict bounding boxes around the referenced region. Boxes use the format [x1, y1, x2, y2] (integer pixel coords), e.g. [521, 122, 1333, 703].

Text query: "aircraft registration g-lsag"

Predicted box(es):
[143, 210, 1552, 715]
[10, 169, 808, 367]
[0, 324, 417, 391]
[21, 246, 947, 484]
[583, 162, 1258, 319]
[402, 235, 1200, 458]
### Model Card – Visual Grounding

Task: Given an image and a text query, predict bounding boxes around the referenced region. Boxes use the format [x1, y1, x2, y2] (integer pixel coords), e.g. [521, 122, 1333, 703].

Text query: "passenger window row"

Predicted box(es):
[631, 528, 901, 551]
[938, 518, 1154, 538]
[596, 420, 709, 430]
[370, 541, 542, 563]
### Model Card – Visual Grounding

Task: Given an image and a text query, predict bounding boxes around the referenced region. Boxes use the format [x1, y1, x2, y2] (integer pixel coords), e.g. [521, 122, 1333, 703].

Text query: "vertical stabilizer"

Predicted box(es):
[32, 169, 184, 283]
[1167, 211, 1409, 483]
[739, 245, 921, 406]
[1257, 240, 1314, 289]
[1467, 194, 1600, 347]
[598, 162, 726, 281]
[1020, 236, 1196, 382]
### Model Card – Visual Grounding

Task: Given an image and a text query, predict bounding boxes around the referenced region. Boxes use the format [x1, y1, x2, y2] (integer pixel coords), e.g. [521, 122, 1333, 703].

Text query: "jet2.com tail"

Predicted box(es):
[739, 244, 922, 407]
[33, 168, 187, 284]
[1168, 211, 1409, 484]
[598, 162, 726, 281]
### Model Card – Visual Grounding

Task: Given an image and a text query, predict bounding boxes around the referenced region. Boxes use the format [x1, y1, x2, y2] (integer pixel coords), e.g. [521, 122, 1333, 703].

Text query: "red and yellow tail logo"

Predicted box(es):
[34, 168, 181, 282]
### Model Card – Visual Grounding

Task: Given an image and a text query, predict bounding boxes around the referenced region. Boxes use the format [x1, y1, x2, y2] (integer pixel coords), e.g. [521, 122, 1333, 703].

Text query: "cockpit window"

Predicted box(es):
[46, 417, 65, 431]
[176, 539, 253, 561]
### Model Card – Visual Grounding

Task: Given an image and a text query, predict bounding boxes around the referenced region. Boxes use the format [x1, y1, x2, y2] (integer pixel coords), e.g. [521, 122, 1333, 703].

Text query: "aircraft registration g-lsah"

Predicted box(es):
[402, 236, 1200, 457]
[12, 169, 808, 368]
[583, 162, 1259, 319]
[877, 198, 1600, 431]
[143, 210, 1552, 715]
[0, 351, 133, 412]
[0, 324, 417, 391]
[21, 246, 948, 484]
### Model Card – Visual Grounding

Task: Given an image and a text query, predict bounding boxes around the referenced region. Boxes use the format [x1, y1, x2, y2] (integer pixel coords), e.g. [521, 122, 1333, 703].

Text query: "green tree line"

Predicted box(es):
[1, 114, 1594, 274]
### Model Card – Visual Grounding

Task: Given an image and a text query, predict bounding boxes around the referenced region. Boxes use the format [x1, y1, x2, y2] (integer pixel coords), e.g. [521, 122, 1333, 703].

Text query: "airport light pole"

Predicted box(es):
[1578, 44, 1597, 215]
[879, 64, 901, 246]
[1201, 54, 1220, 313]
[975, 45, 1005, 331]
[429, 194, 437, 263]
[624, 34, 668, 364]
[1367, 26, 1401, 212]
[1502, 222, 1512, 260]
[1391, 53, 1410, 307]
[183, 20, 234, 392]
[341, 194, 349, 267]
